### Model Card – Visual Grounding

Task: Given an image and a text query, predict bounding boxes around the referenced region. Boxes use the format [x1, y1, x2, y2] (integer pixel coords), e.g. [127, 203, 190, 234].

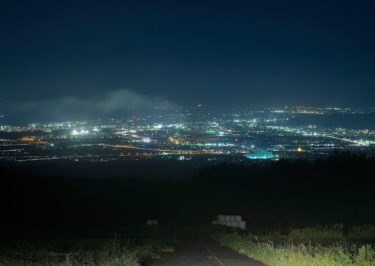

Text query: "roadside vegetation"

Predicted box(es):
[0, 232, 174, 266]
[214, 225, 375, 266]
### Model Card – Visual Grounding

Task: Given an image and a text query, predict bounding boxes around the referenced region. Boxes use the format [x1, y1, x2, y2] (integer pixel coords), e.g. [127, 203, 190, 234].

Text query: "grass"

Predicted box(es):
[0, 232, 174, 266]
[214, 225, 375, 266]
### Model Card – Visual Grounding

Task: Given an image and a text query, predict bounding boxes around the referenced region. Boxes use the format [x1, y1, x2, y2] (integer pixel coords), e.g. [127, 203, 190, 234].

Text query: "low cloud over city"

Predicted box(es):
[4, 89, 178, 122]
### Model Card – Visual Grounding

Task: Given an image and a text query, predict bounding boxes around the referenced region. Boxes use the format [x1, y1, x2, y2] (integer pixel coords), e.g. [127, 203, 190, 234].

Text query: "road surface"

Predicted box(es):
[151, 235, 265, 266]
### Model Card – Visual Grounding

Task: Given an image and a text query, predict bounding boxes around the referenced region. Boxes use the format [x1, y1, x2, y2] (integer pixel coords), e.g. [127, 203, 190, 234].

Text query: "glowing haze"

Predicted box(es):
[4, 89, 178, 123]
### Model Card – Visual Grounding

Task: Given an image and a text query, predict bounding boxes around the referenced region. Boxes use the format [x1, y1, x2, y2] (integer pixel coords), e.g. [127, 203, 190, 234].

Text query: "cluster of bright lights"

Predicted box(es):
[197, 142, 235, 147]
[356, 140, 371, 146]
[245, 151, 275, 159]
[142, 137, 152, 143]
[72, 129, 89, 136]
[153, 124, 163, 130]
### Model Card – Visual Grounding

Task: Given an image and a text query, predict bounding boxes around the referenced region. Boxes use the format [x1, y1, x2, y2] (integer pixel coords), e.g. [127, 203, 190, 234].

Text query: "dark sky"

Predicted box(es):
[1, 1, 375, 121]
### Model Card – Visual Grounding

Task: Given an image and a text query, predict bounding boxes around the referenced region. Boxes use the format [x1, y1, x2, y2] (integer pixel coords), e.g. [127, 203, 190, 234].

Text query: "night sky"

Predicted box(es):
[1, 1, 375, 122]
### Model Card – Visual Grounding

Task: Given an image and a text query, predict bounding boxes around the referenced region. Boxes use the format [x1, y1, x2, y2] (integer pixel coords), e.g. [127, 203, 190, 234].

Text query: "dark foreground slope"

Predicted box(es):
[1, 153, 375, 237]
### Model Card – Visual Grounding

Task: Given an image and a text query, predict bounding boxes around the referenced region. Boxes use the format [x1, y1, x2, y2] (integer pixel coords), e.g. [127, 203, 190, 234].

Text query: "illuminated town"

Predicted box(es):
[0, 106, 374, 163]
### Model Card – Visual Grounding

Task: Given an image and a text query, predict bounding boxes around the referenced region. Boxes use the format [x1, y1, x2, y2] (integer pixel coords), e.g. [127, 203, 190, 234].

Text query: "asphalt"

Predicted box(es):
[151, 235, 265, 266]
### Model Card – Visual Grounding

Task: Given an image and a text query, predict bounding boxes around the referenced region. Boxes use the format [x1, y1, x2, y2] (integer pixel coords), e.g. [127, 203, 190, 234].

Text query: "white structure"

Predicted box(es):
[146, 220, 159, 226]
[212, 215, 246, 230]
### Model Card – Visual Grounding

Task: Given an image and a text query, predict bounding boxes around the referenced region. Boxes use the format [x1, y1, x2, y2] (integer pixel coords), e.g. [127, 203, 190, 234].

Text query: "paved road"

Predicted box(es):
[152, 235, 265, 266]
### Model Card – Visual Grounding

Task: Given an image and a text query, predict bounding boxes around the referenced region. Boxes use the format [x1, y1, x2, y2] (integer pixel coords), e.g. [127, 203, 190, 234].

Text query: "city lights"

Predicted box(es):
[0, 107, 374, 162]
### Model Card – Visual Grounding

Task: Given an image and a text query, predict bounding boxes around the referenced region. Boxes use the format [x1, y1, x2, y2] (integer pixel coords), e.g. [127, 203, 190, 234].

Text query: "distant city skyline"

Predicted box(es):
[1, 102, 375, 125]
